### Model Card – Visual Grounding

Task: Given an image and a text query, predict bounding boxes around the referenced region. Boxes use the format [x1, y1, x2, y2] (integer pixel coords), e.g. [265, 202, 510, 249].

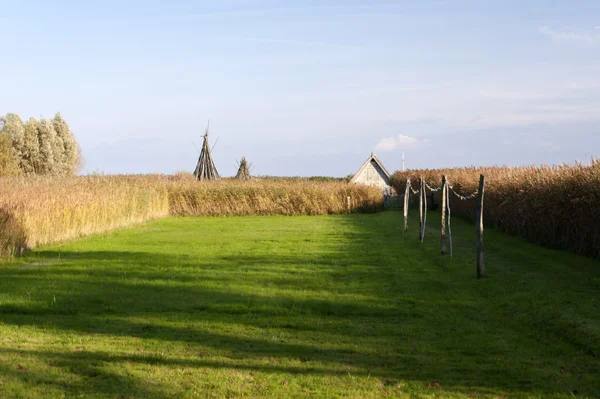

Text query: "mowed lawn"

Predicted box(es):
[0, 212, 598, 398]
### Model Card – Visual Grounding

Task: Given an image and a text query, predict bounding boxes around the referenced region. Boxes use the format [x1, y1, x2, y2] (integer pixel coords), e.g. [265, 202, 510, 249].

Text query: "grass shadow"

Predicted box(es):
[0, 213, 598, 397]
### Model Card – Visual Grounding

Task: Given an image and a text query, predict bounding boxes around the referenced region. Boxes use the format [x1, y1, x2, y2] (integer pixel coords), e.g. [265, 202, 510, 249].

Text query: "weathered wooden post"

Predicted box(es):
[418, 177, 423, 240]
[441, 175, 447, 255]
[347, 196, 351, 214]
[421, 178, 427, 242]
[476, 174, 485, 278]
[403, 179, 410, 233]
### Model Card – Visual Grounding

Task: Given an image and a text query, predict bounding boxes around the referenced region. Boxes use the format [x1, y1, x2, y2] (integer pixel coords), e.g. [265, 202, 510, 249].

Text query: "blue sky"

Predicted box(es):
[1, 1, 599, 176]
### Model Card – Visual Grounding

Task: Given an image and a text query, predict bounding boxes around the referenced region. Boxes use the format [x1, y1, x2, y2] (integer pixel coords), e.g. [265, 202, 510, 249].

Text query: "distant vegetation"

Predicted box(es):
[392, 160, 600, 258]
[0, 113, 81, 176]
[168, 177, 379, 216]
[0, 175, 382, 257]
[255, 175, 354, 183]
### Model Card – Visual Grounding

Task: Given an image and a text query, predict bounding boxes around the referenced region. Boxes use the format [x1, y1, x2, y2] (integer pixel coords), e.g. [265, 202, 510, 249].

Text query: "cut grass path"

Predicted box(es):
[0, 212, 598, 398]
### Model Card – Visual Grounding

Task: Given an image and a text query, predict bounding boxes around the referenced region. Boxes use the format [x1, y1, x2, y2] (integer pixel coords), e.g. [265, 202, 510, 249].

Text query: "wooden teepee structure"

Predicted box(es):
[193, 123, 219, 180]
[235, 157, 251, 180]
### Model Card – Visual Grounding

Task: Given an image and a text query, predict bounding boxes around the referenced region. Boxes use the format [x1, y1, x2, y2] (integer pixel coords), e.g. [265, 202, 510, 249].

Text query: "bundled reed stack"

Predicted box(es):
[193, 126, 219, 181]
[235, 157, 251, 180]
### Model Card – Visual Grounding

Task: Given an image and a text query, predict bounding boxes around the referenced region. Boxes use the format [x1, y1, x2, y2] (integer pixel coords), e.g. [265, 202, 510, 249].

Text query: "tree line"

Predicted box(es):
[0, 113, 81, 176]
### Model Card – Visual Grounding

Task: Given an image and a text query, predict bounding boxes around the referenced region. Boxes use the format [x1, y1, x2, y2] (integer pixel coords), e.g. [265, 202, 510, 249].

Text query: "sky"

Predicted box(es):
[1, 0, 599, 176]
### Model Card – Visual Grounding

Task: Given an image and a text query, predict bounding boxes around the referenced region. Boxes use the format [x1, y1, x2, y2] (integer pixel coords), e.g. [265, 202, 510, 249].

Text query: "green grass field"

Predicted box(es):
[0, 212, 598, 398]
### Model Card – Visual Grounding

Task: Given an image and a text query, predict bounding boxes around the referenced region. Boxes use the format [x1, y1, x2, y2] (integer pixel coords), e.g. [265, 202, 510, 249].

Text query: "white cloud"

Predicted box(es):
[375, 137, 398, 151]
[539, 26, 600, 46]
[375, 135, 420, 152]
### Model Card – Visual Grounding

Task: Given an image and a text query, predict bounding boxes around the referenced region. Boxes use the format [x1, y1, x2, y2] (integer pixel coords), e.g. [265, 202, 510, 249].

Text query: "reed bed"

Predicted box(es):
[0, 175, 383, 257]
[391, 160, 600, 258]
[168, 178, 383, 216]
[0, 176, 169, 257]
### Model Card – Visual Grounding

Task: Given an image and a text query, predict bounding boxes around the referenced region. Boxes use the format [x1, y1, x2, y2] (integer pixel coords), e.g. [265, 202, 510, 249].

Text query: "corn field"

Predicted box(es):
[391, 160, 600, 258]
[0, 174, 383, 258]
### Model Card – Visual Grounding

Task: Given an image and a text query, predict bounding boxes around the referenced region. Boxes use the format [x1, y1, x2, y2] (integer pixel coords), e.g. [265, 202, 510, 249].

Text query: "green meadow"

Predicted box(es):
[0, 212, 598, 398]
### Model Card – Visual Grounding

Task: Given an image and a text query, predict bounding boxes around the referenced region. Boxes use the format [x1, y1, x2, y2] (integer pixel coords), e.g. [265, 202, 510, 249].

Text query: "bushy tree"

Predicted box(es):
[23, 118, 42, 174]
[1, 113, 82, 176]
[53, 113, 81, 174]
[0, 132, 20, 176]
[1, 114, 26, 170]
[36, 119, 58, 174]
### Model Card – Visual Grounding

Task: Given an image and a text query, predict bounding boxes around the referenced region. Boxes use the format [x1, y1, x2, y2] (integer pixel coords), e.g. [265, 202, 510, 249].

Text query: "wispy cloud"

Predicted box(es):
[375, 135, 421, 152]
[538, 26, 600, 46]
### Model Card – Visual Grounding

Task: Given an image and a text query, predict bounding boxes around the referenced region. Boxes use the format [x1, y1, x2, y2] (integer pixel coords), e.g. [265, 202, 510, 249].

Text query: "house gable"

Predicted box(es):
[350, 152, 392, 193]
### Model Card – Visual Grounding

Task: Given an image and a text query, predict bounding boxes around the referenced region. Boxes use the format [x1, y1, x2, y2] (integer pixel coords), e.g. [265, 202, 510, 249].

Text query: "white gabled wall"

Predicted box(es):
[352, 160, 392, 194]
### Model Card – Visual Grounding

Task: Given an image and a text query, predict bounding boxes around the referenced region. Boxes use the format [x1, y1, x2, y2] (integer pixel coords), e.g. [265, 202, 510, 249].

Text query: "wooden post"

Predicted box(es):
[418, 177, 423, 240]
[440, 175, 447, 255]
[476, 174, 485, 278]
[403, 179, 410, 232]
[421, 179, 427, 242]
[347, 196, 351, 214]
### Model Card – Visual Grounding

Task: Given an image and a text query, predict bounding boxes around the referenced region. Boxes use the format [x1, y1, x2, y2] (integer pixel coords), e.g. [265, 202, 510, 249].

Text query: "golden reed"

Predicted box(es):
[392, 160, 600, 258]
[0, 174, 383, 257]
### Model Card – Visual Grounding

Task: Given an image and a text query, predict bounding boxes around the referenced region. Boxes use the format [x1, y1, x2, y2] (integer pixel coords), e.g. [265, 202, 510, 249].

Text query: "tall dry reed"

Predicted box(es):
[0, 175, 383, 257]
[391, 161, 600, 258]
[168, 178, 383, 216]
[0, 175, 169, 257]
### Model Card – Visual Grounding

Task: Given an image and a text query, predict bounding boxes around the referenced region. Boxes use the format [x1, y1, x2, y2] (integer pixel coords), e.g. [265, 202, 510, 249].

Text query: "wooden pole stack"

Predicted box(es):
[235, 157, 251, 180]
[193, 126, 220, 181]
[476, 174, 485, 278]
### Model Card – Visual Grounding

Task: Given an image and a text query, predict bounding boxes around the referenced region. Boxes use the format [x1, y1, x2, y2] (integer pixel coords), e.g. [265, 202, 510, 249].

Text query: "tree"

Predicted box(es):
[50, 123, 67, 174]
[23, 118, 41, 174]
[0, 113, 26, 171]
[1, 113, 82, 176]
[36, 119, 57, 174]
[52, 113, 81, 175]
[0, 132, 20, 176]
